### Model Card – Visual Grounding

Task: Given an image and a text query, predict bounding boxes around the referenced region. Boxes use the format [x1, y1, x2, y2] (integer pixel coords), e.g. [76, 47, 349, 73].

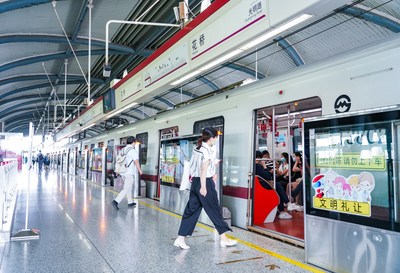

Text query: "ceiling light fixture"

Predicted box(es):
[170, 70, 202, 86]
[106, 102, 138, 119]
[240, 14, 313, 50]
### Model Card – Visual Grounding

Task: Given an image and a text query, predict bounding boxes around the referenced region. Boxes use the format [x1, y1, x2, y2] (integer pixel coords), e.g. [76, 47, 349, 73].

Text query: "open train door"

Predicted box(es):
[249, 97, 322, 245]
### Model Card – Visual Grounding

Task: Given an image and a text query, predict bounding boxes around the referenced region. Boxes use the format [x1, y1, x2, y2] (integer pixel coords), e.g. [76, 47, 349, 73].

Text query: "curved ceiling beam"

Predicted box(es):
[0, 34, 140, 55]
[0, 0, 49, 14]
[126, 108, 149, 119]
[70, 0, 90, 40]
[8, 124, 30, 134]
[1, 94, 85, 107]
[5, 113, 43, 128]
[0, 80, 88, 100]
[142, 103, 163, 113]
[120, 113, 139, 121]
[194, 76, 219, 90]
[0, 95, 85, 116]
[274, 37, 304, 66]
[342, 6, 400, 33]
[0, 49, 127, 73]
[223, 62, 266, 79]
[169, 88, 199, 98]
[153, 96, 175, 108]
[5, 117, 37, 131]
[2, 107, 60, 121]
[0, 74, 103, 87]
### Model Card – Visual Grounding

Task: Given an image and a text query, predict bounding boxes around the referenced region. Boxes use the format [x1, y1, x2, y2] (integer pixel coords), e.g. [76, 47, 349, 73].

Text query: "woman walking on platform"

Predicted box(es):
[174, 127, 237, 250]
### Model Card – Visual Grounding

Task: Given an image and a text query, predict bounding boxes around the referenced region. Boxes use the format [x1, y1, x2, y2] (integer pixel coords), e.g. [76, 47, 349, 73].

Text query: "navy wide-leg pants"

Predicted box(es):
[178, 177, 232, 236]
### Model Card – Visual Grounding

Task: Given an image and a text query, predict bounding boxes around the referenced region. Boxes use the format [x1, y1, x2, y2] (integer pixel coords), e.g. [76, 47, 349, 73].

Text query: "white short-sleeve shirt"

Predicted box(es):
[190, 142, 216, 178]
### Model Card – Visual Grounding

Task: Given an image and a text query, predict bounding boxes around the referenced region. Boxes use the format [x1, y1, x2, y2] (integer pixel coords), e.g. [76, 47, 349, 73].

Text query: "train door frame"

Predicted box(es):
[156, 126, 179, 200]
[249, 97, 322, 245]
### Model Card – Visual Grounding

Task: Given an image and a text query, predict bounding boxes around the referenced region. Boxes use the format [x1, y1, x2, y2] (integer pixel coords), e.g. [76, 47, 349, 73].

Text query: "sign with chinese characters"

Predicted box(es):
[312, 170, 375, 217]
[316, 152, 386, 170]
[143, 43, 188, 88]
[313, 197, 371, 216]
[190, 0, 267, 60]
[118, 76, 142, 103]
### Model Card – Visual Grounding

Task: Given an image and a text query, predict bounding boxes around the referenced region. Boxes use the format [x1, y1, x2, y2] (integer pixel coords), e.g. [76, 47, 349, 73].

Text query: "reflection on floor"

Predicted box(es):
[255, 210, 304, 240]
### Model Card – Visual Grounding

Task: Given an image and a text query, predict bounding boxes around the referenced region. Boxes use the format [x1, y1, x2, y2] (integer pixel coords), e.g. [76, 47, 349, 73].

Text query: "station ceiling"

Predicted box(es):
[0, 0, 399, 138]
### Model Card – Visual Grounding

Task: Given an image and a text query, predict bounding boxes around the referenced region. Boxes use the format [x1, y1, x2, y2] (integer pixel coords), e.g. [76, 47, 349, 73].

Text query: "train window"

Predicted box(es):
[136, 133, 148, 165]
[160, 126, 179, 139]
[304, 109, 400, 232]
[193, 116, 224, 134]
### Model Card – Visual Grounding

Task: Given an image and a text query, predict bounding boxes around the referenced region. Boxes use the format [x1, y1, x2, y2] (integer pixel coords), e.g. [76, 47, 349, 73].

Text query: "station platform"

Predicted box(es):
[0, 168, 326, 273]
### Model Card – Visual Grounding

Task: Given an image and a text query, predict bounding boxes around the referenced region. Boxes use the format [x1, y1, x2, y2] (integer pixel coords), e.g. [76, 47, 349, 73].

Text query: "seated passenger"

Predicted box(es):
[276, 152, 292, 190]
[261, 150, 274, 171]
[255, 151, 292, 220]
[287, 152, 304, 211]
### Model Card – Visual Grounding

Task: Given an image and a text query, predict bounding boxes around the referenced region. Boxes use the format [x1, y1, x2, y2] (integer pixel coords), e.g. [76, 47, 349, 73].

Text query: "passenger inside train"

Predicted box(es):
[255, 151, 292, 220]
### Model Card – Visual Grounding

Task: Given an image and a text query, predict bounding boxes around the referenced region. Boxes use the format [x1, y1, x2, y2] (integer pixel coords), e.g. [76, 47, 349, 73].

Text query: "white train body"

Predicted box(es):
[62, 35, 400, 229]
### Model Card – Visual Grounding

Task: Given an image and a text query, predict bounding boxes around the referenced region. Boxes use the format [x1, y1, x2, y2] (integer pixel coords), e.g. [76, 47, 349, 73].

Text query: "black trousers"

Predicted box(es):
[178, 177, 232, 236]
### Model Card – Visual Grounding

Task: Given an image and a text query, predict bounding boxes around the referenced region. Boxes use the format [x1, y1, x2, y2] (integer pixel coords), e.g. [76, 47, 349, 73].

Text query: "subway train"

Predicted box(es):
[52, 35, 400, 271]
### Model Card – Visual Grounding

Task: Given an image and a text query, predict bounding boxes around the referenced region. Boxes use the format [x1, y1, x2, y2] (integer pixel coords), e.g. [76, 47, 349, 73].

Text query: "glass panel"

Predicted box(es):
[310, 125, 389, 216]
[193, 116, 224, 134]
[136, 132, 148, 165]
[305, 116, 398, 231]
[91, 148, 103, 172]
[159, 137, 198, 187]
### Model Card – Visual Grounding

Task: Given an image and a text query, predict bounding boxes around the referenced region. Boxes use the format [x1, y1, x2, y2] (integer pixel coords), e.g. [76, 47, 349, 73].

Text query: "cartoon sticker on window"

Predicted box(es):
[312, 170, 375, 217]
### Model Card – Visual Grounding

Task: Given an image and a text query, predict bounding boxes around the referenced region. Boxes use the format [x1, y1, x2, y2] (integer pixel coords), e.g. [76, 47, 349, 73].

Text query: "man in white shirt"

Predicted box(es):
[112, 136, 143, 209]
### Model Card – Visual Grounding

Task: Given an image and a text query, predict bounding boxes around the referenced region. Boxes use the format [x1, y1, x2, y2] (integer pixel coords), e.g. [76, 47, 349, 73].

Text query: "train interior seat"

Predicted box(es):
[253, 175, 280, 224]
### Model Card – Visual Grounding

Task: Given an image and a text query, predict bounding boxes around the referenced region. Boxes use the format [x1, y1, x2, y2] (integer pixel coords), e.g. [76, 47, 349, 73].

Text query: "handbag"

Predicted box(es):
[179, 160, 191, 191]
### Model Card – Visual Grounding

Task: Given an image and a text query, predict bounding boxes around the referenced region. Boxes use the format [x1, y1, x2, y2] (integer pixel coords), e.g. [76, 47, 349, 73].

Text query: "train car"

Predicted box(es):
[57, 35, 400, 271]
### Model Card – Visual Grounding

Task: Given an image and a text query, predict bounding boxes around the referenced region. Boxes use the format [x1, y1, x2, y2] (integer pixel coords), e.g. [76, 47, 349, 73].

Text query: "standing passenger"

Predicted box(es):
[174, 127, 237, 250]
[112, 136, 143, 209]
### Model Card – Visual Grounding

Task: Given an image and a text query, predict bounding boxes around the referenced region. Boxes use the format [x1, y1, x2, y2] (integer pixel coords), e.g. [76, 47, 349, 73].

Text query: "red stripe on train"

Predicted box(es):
[141, 175, 249, 200]
[222, 185, 249, 199]
[141, 174, 158, 182]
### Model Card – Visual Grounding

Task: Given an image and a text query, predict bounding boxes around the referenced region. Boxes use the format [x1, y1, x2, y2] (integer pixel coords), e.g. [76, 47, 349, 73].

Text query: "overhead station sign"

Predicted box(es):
[56, 0, 351, 141]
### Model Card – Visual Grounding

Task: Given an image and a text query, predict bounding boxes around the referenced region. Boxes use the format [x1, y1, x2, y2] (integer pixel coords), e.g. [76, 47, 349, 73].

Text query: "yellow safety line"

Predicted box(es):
[98, 183, 324, 272]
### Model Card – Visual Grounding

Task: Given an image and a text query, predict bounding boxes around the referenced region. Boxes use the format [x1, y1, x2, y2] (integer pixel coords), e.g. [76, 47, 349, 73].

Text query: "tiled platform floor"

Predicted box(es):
[0, 168, 327, 273]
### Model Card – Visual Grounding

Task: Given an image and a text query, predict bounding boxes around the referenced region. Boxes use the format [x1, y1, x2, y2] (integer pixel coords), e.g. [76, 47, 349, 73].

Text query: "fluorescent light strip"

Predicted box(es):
[199, 49, 243, 71]
[106, 102, 138, 119]
[81, 123, 96, 131]
[240, 14, 313, 50]
[171, 70, 202, 86]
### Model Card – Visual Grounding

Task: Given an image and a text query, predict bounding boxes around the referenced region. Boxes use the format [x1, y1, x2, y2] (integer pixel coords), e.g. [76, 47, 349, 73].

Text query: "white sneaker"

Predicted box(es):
[278, 212, 292, 220]
[174, 238, 190, 250]
[220, 239, 237, 248]
[287, 202, 299, 211]
[296, 205, 304, 212]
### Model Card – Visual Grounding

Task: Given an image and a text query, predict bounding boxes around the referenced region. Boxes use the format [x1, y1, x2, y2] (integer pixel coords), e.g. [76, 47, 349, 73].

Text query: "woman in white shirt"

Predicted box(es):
[174, 127, 237, 250]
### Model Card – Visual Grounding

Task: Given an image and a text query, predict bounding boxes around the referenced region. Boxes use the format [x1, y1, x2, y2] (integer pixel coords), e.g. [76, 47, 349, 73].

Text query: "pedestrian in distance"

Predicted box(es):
[37, 150, 44, 172]
[112, 136, 143, 209]
[174, 127, 237, 250]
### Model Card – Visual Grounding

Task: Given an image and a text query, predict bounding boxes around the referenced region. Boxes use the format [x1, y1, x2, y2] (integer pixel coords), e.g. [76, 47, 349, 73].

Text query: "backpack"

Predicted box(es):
[114, 147, 133, 174]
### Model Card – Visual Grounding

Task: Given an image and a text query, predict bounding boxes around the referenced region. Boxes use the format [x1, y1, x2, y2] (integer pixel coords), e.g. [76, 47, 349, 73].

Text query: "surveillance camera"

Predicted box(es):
[79, 123, 83, 127]
[173, 7, 180, 23]
[103, 63, 112, 77]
